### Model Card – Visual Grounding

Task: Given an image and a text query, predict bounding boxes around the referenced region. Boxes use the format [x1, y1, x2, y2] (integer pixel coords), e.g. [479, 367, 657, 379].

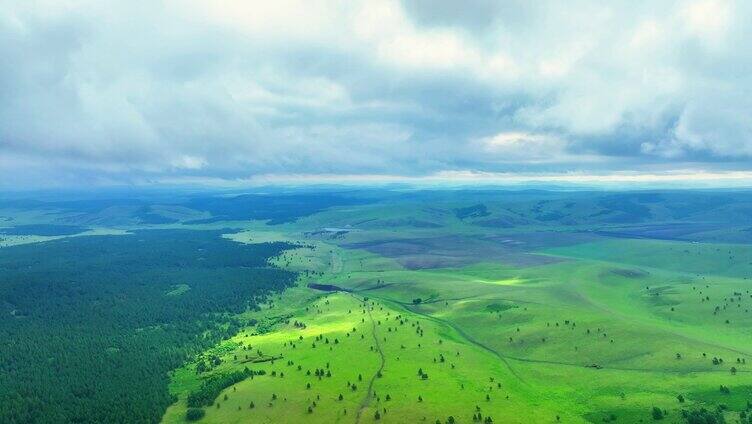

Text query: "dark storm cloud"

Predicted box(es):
[1, 0, 752, 187]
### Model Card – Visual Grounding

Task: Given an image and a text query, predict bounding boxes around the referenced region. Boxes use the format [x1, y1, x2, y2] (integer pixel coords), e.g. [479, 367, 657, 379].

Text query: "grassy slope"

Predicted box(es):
[161, 202, 752, 424]
[163, 290, 560, 424]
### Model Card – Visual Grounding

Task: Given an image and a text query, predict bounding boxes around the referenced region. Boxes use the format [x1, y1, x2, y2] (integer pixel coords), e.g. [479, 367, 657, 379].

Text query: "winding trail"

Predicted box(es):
[365, 292, 749, 380]
[322, 244, 750, 422]
[400, 301, 527, 384]
[352, 295, 386, 424]
[352, 289, 527, 383]
[391, 295, 541, 306]
[330, 250, 343, 274]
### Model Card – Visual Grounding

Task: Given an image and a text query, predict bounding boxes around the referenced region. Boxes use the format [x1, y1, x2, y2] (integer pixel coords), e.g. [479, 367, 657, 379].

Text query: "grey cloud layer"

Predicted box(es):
[1, 0, 751, 186]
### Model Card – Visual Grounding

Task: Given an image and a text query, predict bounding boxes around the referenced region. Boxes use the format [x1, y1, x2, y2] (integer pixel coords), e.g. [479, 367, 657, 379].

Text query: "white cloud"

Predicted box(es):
[480, 132, 566, 161]
[643, 91, 752, 159]
[171, 155, 207, 170]
[681, 0, 732, 44]
[2, 0, 752, 187]
[476, 131, 606, 164]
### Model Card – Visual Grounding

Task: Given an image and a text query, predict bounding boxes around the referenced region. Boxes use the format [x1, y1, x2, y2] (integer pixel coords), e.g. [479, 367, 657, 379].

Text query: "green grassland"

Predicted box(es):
[3, 189, 752, 423]
[162, 290, 557, 424]
[162, 217, 752, 423]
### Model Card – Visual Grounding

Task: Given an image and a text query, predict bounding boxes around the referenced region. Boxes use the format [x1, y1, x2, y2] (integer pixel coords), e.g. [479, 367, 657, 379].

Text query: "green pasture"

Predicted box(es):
[161, 213, 752, 423]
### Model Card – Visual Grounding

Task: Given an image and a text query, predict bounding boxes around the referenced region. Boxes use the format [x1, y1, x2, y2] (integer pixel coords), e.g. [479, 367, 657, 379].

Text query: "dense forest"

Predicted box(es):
[0, 230, 297, 423]
[0, 224, 89, 236]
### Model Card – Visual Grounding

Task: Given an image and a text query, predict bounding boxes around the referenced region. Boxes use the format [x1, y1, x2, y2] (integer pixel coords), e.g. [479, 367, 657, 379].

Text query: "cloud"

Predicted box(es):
[475, 131, 600, 164]
[1, 0, 752, 187]
[171, 155, 207, 170]
[642, 90, 752, 159]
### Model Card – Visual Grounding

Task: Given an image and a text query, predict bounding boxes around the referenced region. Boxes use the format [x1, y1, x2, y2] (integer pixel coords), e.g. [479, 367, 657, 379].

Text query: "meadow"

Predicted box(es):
[1, 189, 751, 423]
[161, 190, 752, 423]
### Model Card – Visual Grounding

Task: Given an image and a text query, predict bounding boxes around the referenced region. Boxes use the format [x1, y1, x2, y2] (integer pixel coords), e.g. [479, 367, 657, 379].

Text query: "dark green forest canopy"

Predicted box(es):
[0, 224, 89, 236]
[0, 230, 298, 424]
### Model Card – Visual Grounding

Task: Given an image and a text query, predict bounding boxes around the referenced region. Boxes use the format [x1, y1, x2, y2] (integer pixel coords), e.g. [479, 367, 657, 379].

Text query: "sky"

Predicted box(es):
[2, 0, 752, 188]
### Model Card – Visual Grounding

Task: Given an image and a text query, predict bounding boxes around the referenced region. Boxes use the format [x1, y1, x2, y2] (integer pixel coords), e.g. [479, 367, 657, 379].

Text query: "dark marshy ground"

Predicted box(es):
[344, 235, 564, 269]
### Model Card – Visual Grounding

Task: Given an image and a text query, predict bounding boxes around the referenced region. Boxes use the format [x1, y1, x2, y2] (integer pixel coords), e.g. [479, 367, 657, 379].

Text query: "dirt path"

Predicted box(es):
[385, 299, 752, 383]
[353, 295, 386, 424]
[363, 290, 751, 380]
[352, 289, 527, 384]
[396, 297, 749, 376]
[330, 250, 343, 274]
[401, 302, 527, 384]
[502, 354, 752, 374]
